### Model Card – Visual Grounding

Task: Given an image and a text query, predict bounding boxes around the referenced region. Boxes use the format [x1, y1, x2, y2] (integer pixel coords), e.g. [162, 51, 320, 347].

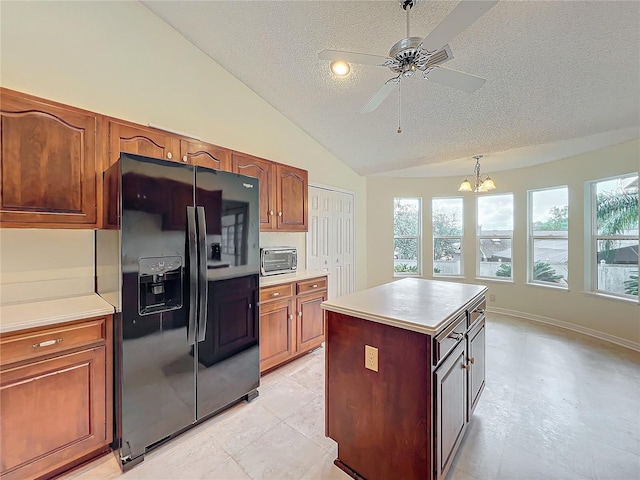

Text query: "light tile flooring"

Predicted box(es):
[64, 314, 640, 480]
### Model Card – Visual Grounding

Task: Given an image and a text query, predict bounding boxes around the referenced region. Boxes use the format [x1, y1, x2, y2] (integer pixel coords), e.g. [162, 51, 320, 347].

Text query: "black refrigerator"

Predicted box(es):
[96, 153, 260, 470]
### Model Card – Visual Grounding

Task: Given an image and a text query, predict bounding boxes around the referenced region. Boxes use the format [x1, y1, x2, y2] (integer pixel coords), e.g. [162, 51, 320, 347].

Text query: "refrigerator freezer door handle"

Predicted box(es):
[187, 206, 198, 346]
[196, 206, 208, 342]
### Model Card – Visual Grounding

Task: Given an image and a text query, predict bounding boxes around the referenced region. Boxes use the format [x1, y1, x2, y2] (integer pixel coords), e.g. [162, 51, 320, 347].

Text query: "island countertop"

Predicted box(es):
[322, 277, 487, 335]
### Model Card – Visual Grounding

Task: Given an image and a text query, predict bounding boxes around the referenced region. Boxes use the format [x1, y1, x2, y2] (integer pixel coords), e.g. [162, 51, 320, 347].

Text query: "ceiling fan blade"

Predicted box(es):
[420, 0, 498, 53]
[319, 49, 388, 66]
[425, 66, 486, 93]
[360, 80, 398, 113]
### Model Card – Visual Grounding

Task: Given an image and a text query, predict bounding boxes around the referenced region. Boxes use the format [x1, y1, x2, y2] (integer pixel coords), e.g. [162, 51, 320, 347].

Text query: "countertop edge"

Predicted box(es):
[322, 303, 439, 335]
[260, 269, 329, 287]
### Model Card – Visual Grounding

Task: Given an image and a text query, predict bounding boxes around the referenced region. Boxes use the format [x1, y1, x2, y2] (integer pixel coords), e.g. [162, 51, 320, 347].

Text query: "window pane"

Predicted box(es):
[479, 238, 512, 278]
[432, 198, 463, 236]
[394, 238, 419, 274]
[477, 194, 513, 235]
[596, 239, 639, 295]
[533, 238, 568, 284]
[596, 175, 639, 235]
[531, 187, 568, 234]
[433, 238, 461, 275]
[394, 198, 420, 236]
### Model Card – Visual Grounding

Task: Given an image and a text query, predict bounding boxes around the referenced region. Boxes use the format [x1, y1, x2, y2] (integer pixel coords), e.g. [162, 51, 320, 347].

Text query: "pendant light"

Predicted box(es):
[458, 155, 496, 193]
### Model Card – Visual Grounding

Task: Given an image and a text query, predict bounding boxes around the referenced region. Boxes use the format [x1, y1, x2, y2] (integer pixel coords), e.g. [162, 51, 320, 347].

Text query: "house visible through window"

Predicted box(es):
[432, 197, 463, 276]
[477, 193, 514, 279]
[393, 197, 421, 276]
[529, 186, 568, 287]
[590, 173, 638, 299]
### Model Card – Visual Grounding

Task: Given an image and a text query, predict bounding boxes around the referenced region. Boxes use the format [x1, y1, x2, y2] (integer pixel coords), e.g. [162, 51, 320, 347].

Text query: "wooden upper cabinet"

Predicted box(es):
[108, 120, 179, 167]
[181, 139, 231, 171]
[276, 164, 308, 231]
[0, 88, 98, 227]
[232, 152, 276, 230]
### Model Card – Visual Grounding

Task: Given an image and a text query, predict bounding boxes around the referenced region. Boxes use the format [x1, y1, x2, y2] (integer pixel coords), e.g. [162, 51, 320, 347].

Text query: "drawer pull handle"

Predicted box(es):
[475, 308, 485, 314]
[311, 284, 318, 288]
[448, 332, 464, 341]
[32, 338, 63, 349]
[469, 357, 475, 364]
[462, 363, 471, 371]
[271, 292, 280, 297]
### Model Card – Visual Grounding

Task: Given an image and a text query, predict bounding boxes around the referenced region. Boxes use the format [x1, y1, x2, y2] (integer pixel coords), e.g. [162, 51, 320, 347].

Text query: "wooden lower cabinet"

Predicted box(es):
[0, 316, 112, 479]
[259, 276, 327, 373]
[467, 317, 486, 418]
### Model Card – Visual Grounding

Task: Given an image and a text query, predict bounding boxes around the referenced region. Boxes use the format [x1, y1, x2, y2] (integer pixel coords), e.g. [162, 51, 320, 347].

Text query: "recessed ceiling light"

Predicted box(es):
[330, 61, 350, 76]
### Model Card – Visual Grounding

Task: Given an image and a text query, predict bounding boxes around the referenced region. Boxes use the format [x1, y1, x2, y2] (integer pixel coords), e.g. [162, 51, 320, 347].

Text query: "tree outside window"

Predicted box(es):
[433, 197, 463, 275]
[477, 194, 514, 279]
[394, 198, 421, 275]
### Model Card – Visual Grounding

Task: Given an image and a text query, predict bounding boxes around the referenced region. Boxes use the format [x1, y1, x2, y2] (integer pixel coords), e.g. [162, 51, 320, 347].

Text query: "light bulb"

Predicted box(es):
[330, 61, 350, 76]
[458, 179, 472, 192]
[483, 177, 496, 191]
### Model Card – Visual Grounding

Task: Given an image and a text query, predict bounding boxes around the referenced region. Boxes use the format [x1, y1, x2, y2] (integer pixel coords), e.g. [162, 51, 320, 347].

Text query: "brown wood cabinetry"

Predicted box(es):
[181, 140, 231, 171]
[108, 119, 179, 167]
[0, 316, 113, 480]
[0, 88, 99, 227]
[259, 275, 327, 373]
[232, 152, 308, 232]
[325, 291, 486, 480]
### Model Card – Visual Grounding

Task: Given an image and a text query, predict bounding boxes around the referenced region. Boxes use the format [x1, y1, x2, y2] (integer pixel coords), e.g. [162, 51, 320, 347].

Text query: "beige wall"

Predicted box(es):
[368, 140, 640, 345]
[0, 1, 367, 294]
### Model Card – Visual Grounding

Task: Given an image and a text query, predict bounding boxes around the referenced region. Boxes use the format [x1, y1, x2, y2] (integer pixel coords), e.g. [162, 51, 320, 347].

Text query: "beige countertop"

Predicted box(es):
[0, 294, 116, 334]
[322, 278, 487, 335]
[260, 269, 328, 287]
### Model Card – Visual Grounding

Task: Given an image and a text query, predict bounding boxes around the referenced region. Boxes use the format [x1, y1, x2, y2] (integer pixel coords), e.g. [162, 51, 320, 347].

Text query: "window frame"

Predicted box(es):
[587, 173, 639, 301]
[393, 197, 422, 277]
[476, 193, 514, 281]
[527, 186, 569, 289]
[432, 196, 464, 277]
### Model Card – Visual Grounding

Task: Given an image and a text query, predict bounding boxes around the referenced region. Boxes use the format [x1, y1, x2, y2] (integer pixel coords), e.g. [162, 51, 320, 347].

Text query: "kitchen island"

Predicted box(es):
[322, 278, 487, 480]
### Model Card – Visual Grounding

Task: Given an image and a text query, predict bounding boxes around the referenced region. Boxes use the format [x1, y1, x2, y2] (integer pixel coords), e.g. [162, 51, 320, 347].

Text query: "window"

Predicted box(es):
[528, 186, 568, 287]
[432, 197, 463, 276]
[394, 198, 421, 275]
[589, 173, 638, 299]
[477, 194, 513, 279]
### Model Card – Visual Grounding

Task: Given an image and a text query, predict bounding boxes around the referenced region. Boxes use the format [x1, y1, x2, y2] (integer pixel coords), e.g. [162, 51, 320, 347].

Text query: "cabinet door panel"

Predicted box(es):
[181, 140, 231, 171]
[468, 318, 486, 417]
[435, 342, 467, 480]
[259, 298, 294, 372]
[0, 347, 107, 479]
[276, 164, 308, 231]
[0, 90, 97, 226]
[109, 121, 176, 167]
[297, 290, 326, 352]
[232, 152, 275, 230]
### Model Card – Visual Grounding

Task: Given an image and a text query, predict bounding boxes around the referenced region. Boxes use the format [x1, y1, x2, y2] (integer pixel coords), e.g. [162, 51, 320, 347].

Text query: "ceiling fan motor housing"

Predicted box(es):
[388, 37, 448, 75]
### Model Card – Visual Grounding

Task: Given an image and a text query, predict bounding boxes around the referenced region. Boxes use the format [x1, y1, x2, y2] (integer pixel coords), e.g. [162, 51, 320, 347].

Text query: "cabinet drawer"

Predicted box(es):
[296, 277, 327, 295]
[260, 283, 294, 303]
[0, 317, 107, 366]
[468, 297, 486, 328]
[433, 313, 466, 366]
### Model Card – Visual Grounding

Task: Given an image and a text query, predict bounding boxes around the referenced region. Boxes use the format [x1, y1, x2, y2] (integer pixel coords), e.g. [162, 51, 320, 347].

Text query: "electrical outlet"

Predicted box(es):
[365, 345, 378, 372]
[489, 294, 496, 302]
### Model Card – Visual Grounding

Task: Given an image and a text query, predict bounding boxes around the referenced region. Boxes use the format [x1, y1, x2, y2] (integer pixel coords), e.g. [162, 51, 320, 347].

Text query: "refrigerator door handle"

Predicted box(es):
[196, 206, 208, 342]
[187, 206, 198, 346]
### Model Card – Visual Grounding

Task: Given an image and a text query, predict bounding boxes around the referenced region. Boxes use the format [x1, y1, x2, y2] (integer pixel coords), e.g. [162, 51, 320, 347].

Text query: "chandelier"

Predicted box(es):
[458, 155, 496, 193]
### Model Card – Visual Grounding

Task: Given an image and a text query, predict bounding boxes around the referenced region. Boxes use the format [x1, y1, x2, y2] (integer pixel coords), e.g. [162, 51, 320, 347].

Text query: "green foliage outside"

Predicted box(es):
[533, 261, 564, 283]
[625, 272, 638, 295]
[433, 267, 441, 274]
[394, 263, 418, 273]
[433, 211, 462, 260]
[394, 199, 419, 260]
[533, 206, 568, 231]
[596, 188, 639, 265]
[496, 264, 512, 278]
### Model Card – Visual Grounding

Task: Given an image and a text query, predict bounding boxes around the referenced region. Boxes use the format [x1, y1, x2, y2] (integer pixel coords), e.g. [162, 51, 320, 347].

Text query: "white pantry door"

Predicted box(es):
[307, 185, 355, 299]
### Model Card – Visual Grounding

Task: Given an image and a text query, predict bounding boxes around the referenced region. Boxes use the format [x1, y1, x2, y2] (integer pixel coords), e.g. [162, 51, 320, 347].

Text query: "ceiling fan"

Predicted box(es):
[319, 0, 498, 132]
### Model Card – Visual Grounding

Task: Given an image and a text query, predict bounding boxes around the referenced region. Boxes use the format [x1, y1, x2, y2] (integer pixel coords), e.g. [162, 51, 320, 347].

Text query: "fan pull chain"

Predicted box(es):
[397, 79, 402, 134]
[406, 8, 410, 37]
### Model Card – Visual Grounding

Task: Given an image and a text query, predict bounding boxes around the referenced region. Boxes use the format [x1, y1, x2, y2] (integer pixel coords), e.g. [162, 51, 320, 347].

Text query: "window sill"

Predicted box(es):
[474, 277, 514, 284]
[526, 282, 569, 292]
[581, 291, 639, 306]
[393, 273, 422, 278]
[433, 274, 464, 280]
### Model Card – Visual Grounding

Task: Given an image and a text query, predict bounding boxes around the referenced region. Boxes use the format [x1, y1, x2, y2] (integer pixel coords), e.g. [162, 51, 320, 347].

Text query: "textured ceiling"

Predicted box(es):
[143, 1, 640, 177]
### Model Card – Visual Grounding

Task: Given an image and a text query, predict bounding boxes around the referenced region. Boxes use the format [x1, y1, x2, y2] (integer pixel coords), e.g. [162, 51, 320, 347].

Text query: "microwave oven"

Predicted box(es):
[260, 247, 297, 276]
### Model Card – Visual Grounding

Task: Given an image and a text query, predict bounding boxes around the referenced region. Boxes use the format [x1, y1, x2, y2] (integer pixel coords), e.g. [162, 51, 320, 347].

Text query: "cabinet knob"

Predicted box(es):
[271, 292, 280, 297]
[269, 210, 274, 216]
[289, 314, 293, 321]
[311, 284, 318, 288]
[183, 155, 188, 163]
[167, 152, 173, 160]
[462, 363, 471, 371]
[278, 211, 283, 217]
[298, 311, 302, 317]
[469, 356, 475, 364]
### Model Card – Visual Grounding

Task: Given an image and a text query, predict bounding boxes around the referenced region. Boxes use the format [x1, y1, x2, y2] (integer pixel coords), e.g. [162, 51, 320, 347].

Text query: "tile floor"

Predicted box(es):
[63, 314, 640, 480]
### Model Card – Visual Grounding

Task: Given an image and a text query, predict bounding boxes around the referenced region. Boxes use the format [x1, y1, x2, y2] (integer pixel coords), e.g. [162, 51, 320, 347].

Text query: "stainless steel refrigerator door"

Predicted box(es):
[194, 167, 260, 420]
[119, 155, 197, 460]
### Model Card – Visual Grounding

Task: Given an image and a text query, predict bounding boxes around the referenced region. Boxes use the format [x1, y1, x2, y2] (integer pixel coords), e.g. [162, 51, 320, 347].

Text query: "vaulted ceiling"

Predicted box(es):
[143, 1, 640, 177]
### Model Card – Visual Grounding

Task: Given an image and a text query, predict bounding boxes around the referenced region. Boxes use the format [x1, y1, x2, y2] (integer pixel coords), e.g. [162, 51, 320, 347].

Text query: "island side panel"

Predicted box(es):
[326, 311, 432, 480]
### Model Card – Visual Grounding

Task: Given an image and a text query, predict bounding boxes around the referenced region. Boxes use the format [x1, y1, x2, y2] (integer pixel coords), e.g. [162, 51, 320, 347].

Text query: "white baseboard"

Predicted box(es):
[486, 306, 640, 352]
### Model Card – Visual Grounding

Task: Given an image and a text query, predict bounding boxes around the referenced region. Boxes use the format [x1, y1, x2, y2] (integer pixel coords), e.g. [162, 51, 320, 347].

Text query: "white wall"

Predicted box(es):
[0, 0, 367, 295]
[368, 140, 640, 345]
